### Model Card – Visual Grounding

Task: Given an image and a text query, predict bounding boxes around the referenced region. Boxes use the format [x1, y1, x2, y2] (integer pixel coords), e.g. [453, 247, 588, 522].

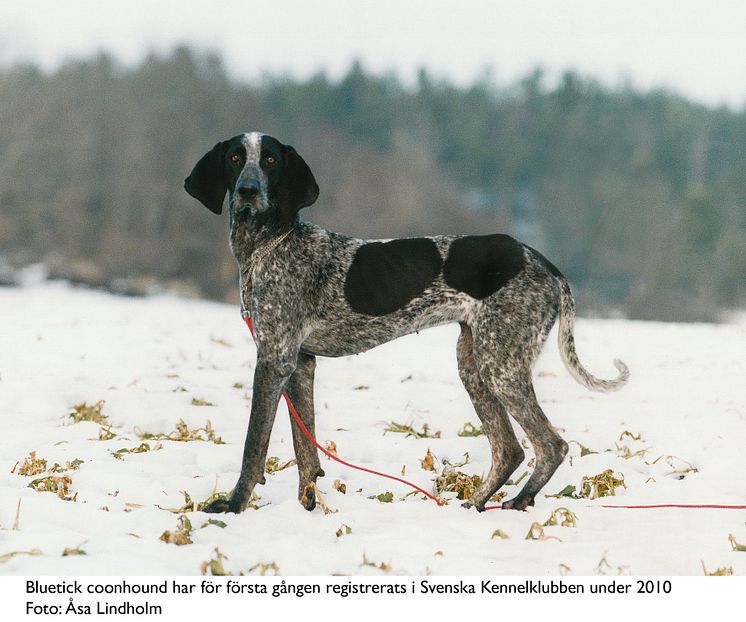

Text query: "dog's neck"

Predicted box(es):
[228, 206, 297, 265]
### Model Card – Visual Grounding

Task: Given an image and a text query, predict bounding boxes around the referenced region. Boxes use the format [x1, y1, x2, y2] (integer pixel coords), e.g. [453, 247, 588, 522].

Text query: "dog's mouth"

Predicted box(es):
[231, 195, 270, 217]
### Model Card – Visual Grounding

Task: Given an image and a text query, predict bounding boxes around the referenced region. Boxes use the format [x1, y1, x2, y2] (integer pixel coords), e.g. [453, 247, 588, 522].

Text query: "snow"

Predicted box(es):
[0, 282, 744, 576]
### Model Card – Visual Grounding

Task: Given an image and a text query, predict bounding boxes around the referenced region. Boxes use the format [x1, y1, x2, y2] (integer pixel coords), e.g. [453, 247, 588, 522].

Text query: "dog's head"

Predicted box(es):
[184, 132, 319, 224]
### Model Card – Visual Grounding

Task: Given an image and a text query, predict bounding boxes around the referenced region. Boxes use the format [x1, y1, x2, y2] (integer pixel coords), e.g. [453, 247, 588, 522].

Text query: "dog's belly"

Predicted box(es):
[301, 291, 474, 357]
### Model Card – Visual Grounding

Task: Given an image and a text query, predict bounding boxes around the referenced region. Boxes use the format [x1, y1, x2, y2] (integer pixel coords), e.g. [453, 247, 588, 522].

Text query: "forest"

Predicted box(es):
[1, 47, 744, 321]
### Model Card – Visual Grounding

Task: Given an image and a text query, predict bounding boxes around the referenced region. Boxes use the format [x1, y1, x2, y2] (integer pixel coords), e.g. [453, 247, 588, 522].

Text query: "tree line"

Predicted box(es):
[0, 47, 744, 321]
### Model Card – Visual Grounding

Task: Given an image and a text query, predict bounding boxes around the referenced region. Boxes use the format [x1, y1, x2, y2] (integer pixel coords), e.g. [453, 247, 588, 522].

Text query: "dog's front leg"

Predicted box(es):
[285, 351, 325, 511]
[204, 356, 296, 513]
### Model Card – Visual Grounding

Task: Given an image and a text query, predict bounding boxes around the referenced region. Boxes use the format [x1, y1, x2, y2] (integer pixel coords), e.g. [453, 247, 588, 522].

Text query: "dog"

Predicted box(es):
[184, 132, 629, 514]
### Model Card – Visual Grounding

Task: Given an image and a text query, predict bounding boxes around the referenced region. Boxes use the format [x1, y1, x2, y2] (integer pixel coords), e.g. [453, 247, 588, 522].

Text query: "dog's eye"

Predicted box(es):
[265, 155, 276, 166]
[230, 154, 241, 163]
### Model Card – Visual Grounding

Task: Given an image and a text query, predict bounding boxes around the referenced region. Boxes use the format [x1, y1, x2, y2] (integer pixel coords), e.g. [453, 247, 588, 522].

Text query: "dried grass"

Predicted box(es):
[457, 422, 484, 437]
[383, 421, 440, 439]
[17, 452, 47, 476]
[28, 474, 76, 501]
[137, 419, 224, 444]
[265, 456, 297, 474]
[419, 448, 437, 472]
[433, 465, 482, 501]
[159, 515, 193, 546]
[66, 400, 108, 425]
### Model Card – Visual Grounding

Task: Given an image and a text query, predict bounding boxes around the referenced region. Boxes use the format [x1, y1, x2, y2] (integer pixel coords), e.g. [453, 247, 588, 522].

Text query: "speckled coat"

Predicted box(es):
[184, 132, 629, 514]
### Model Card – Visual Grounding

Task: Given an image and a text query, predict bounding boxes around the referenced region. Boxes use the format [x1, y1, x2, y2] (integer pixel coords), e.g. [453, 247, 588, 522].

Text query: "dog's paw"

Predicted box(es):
[502, 495, 535, 511]
[202, 496, 241, 514]
[461, 499, 485, 512]
[299, 483, 317, 512]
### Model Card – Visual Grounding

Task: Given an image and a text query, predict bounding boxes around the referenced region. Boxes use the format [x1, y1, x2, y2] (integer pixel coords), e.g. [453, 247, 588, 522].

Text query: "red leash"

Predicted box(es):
[599, 503, 746, 510]
[243, 315, 746, 512]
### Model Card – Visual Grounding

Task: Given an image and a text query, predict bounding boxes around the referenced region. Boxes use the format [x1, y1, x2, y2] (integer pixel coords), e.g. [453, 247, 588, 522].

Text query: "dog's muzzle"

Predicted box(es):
[237, 179, 260, 201]
[233, 176, 269, 215]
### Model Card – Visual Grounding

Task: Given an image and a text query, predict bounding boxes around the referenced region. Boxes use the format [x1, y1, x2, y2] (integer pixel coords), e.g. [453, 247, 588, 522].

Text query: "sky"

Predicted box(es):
[1, 0, 746, 108]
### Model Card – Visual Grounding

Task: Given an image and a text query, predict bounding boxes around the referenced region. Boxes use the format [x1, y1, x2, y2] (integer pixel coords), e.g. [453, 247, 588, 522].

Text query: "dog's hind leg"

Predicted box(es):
[285, 351, 325, 511]
[472, 345, 568, 511]
[495, 378, 568, 511]
[457, 323, 525, 511]
[471, 288, 568, 511]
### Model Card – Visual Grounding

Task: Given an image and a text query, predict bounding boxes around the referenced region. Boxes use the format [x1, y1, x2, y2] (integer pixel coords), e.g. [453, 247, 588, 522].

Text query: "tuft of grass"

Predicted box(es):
[333, 479, 347, 494]
[62, 541, 87, 557]
[17, 452, 47, 476]
[12, 499, 21, 530]
[457, 422, 484, 437]
[367, 492, 394, 503]
[543, 507, 578, 528]
[28, 474, 76, 501]
[159, 489, 243, 513]
[66, 400, 108, 425]
[360, 554, 391, 573]
[433, 465, 482, 501]
[324, 440, 338, 458]
[191, 397, 216, 407]
[200, 548, 233, 576]
[97, 426, 117, 441]
[616, 444, 649, 460]
[383, 421, 440, 439]
[420, 448, 437, 472]
[491, 529, 510, 540]
[548, 472, 625, 500]
[525, 522, 562, 542]
[546, 484, 580, 499]
[137, 419, 224, 444]
[111, 442, 161, 460]
[580, 470, 626, 499]
[159, 515, 193, 546]
[650, 455, 698, 479]
[595, 553, 630, 575]
[265, 456, 297, 474]
[336, 524, 352, 538]
[701, 561, 733, 576]
[49, 459, 84, 473]
[512, 470, 529, 487]
[729, 534, 746, 552]
[0, 549, 43, 564]
[442, 453, 470, 468]
[619, 430, 642, 441]
[249, 562, 280, 576]
[569, 440, 598, 457]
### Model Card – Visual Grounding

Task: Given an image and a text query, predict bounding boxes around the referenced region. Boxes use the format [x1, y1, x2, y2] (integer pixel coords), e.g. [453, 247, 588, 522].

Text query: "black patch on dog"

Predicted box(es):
[444, 234, 525, 299]
[345, 238, 443, 316]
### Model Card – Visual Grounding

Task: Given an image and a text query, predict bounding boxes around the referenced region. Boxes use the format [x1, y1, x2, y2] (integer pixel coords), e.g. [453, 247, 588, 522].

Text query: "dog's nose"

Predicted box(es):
[237, 180, 260, 200]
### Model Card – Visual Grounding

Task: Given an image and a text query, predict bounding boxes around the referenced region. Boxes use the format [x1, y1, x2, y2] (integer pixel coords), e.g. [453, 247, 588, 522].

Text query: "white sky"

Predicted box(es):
[2, 0, 745, 108]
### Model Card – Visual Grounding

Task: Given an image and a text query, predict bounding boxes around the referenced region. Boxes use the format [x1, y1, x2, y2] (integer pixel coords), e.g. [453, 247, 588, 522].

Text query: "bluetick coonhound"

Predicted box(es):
[184, 132, 629, 514]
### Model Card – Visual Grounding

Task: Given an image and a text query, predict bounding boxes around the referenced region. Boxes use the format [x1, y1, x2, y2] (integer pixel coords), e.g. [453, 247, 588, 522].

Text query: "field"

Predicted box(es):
[0, 283, 744, 575]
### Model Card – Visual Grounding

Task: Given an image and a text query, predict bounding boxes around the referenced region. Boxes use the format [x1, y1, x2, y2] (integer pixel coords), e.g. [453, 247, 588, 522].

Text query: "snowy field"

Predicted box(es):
[0, 282, 744, 576]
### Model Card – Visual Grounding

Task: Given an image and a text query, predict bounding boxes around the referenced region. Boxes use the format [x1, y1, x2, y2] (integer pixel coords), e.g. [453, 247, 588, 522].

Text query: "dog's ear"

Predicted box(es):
[184, 142, 227, 214]
[279, 144, 319, 223]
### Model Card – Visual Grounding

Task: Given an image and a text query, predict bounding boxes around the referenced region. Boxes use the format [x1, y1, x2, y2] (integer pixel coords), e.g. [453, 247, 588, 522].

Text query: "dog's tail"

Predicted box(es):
[557, 276, 629, 392]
